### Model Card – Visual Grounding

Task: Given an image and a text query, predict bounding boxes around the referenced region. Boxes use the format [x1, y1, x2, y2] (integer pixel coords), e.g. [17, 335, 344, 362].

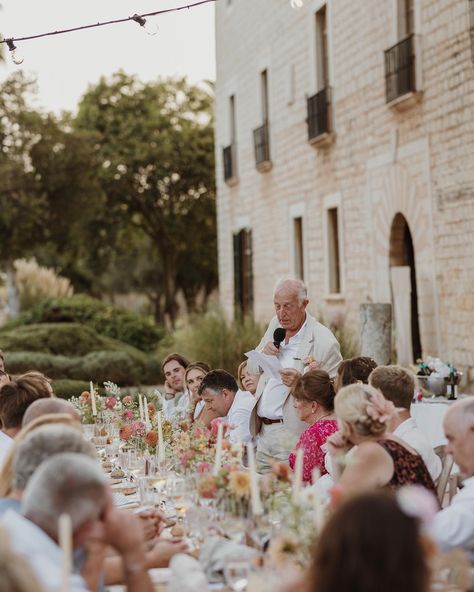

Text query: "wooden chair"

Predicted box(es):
[434, 445, 454, 505]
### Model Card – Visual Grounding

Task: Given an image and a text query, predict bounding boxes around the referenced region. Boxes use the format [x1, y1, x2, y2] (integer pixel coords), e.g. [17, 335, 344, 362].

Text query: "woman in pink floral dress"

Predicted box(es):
[289, 370, 338, 484]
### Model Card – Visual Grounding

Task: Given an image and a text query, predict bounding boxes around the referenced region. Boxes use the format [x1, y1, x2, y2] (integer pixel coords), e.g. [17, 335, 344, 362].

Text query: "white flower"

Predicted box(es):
[290, 0, 304, 8]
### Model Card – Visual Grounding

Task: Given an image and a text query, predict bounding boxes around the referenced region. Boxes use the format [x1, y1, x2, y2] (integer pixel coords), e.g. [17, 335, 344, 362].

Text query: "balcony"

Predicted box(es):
[253, 122, 272, 172]
[223, 144, 238, 185]
[307, 87, 332, 145]
[384, 34, 421, 106]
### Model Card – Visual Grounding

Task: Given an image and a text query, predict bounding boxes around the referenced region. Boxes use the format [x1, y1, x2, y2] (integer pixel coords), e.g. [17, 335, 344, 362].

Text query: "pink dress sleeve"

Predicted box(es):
[291, 420, 338, 483]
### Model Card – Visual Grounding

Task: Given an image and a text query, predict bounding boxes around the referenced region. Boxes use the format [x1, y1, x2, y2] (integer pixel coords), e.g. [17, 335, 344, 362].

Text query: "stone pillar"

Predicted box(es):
[360, 303, 392, 365]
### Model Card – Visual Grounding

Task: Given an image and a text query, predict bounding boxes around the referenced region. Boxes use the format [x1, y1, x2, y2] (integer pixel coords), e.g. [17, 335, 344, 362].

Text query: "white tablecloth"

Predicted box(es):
[411, 398, 452, 448]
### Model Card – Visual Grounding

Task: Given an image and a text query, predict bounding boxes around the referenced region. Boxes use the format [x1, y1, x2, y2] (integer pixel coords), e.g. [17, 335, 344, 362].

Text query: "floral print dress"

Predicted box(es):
[289, 419, 339, 484]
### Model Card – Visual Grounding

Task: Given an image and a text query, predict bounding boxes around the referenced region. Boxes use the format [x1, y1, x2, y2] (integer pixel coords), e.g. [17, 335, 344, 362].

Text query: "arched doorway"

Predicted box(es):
[389, 213, 422, 363]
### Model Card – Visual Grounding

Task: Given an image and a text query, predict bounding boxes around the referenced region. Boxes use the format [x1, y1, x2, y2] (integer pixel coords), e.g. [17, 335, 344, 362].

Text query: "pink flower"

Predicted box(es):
[122, 395, 133, 406]
[105, 396, 117, 410]
[210, 417, 230, 436]
[122, 410, 134, 420]
[196, 462, 212, 474]
[366, 389, 395, 424]
[131, 421, 146, 437]
[307, 361, 319, 371]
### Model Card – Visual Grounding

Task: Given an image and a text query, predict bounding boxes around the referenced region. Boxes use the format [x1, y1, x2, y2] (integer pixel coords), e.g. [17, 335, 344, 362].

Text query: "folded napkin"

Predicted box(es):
[168, 554, 209, 592]
[200, 535, 258, 583]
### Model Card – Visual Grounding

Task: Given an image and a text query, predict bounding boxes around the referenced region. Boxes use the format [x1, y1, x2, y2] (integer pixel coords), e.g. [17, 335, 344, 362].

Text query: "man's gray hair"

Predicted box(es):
[273, 276, 308, 305]
[22, 398, 79, 427]
[13, 425, 96, 491]
[22, 453, 107, 536]
[449, 397, 474, 431]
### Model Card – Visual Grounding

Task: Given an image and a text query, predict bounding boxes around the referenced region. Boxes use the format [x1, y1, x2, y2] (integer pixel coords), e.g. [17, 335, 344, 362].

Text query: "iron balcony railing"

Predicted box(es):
[384, 34, 416, 103]
[307, 87, 332, 141]
[253, 122, 271, 168]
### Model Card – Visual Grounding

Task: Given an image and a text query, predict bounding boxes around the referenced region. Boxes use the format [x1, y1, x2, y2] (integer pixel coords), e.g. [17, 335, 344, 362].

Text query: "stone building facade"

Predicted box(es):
[214, 0, 474, 379]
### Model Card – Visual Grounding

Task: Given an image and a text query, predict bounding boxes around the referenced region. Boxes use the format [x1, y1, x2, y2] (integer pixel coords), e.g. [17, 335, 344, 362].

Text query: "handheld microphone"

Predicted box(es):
[273, 327, 286, 349]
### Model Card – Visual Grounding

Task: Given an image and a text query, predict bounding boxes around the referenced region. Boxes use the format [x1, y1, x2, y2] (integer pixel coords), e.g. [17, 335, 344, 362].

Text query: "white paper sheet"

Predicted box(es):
[245, 350, 282, 380]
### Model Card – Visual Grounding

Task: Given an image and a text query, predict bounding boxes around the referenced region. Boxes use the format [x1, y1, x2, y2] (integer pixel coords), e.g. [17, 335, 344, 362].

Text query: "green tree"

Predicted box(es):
[0, 72, 105, 315]
[75, 72, 217, 328]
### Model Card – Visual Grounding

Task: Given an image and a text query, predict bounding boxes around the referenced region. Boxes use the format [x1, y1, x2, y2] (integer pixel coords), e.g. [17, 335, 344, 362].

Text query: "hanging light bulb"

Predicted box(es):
[5, 39, 24, 65]
[290, 0, 304, 7]
[131, 14, 158, 36]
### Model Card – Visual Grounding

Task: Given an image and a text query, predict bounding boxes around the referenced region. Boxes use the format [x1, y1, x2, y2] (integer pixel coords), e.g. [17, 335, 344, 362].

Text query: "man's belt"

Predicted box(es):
[258, 417, 283, 425]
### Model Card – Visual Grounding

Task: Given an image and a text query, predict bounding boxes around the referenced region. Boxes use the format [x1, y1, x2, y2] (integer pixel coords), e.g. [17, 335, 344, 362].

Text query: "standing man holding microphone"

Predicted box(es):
[248, 277, 342, 472]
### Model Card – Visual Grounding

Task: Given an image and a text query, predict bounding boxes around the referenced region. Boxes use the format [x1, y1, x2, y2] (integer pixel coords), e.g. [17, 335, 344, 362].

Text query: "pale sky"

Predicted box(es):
[0, 0, 216, 114]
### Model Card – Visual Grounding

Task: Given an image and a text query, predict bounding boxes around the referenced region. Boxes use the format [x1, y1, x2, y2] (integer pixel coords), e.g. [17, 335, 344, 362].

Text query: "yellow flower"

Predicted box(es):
[228, 470, 251, 499]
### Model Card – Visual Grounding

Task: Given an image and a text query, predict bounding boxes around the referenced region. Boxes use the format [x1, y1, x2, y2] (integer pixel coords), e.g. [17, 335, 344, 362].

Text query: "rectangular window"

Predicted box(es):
[293, 217, 305, 280]
[327, 207, 341, 294]
[233, 229, 254, 317]
[315, 5, 329, 91]
[261, 69, 269, 122]
[229, 95, 236, 144]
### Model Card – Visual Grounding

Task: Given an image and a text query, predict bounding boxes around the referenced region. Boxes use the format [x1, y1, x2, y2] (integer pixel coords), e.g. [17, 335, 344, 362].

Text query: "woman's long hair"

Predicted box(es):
[309, 491, 429, 592]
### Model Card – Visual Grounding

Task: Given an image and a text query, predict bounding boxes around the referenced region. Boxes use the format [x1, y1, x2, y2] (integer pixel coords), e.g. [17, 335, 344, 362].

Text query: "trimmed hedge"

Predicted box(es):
[52, 379, 99, 400]
[7, 295, 163, 353]
[1, 324, 161, 386]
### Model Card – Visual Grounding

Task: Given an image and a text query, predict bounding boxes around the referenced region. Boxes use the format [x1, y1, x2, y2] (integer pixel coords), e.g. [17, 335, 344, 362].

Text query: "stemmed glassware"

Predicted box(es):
[224, 561, 251, 592]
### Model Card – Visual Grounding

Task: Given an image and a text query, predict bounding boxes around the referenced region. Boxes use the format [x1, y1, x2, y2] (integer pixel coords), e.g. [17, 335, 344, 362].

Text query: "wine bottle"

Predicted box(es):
[447, 365, 457, 400]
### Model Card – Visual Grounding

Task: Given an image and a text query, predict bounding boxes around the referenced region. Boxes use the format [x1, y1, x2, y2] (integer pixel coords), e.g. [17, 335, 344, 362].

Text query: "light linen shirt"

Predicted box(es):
[162, 391, 187, 420]
[430, 476, 474, 562]
[393, 417, 442, 481]
[0, 430, 13, 470]
[1, 510, 89, 592]
[227, 390, 255, 444]
[257, 320, 307, 420]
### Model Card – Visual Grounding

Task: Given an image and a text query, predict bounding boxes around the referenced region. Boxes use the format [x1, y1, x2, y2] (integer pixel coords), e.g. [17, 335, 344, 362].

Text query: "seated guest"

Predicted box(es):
[334, 356, 378, 392]
[0, 374, 53, 469]
[22, 397, 80, 427]
[161, 353, 190, 419]
[327, 384, 436, 497]
[369, 365, 441, 481]
[0, 425, 185, 583]
[308, 491, 431, 592]
[0, 414, 81, 498]
[199, 370, 254, 443]
[237, 361, 261, 396]
[0, 526, 45, 592]
[288, 370, 338, 483]
[1, 453, 154, 592]
[184, 362, 219, 427]
[0, 424, 96, 516]
[431, 398, 474, 561]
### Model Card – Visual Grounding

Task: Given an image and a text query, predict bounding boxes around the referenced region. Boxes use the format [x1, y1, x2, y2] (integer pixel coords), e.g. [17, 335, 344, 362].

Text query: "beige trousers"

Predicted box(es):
[255, 422, 297, 474]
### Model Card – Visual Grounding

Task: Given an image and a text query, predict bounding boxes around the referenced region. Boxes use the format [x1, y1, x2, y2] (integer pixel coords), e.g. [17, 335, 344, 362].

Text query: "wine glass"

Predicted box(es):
[249, 516, 272, 554]
[224, 560, 250, 592]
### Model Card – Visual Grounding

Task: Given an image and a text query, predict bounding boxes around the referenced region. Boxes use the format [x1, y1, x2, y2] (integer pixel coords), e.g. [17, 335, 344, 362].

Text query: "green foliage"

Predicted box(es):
[9, 295, 163, 352]
[75, 73, 217, 324]
[0, 323, 161, 385]
[157, 310, 264, 377]
[324, 318, 359, 360]
[51, 380, 106, 401]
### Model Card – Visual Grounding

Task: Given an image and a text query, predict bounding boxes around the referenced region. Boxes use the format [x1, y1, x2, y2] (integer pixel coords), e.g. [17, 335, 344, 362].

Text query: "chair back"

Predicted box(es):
[435, 445, 454, 504]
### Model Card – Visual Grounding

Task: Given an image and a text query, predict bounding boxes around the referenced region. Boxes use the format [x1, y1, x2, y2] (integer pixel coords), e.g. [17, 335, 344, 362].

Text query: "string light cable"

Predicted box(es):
[0, 0, 217, 64]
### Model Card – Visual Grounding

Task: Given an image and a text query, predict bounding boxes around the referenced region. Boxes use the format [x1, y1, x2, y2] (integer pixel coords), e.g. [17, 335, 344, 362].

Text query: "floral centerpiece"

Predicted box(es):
[70, 386, 103, 425]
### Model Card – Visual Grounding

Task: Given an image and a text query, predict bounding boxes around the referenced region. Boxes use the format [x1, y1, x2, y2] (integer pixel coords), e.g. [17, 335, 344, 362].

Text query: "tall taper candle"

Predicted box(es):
[292, 448, 304, 500]
[246, 443, 263, 516]
[138, 394, 144, 422]
[90, 381, 97, 417]
[58, 513, 72, 592]
[157, 411, 165, 463]
[213, 422, 224, 475]
[144, 396, 150, 428]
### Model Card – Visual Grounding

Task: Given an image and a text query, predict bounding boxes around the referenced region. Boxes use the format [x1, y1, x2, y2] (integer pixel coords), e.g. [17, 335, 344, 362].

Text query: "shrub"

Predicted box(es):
[1, 324, 161, 386]
[51, 379, 106, 400]
[156, 309, 264, 377]
[14, 258, 73, 311]
[8, 295, 163, 352]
